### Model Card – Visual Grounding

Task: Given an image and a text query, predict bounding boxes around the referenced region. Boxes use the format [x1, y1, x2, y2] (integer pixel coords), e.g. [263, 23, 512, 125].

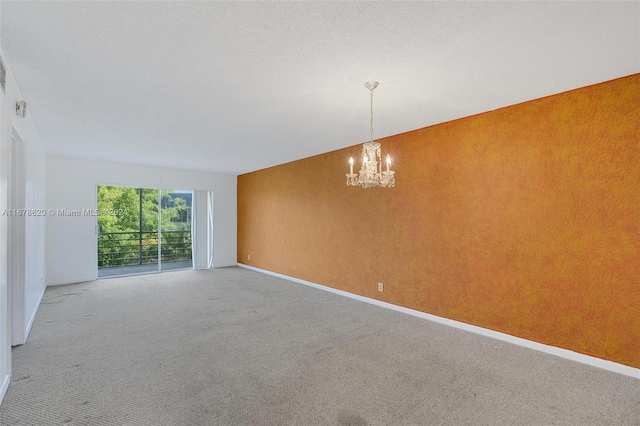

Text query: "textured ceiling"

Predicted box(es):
[2, 1, 639, 174]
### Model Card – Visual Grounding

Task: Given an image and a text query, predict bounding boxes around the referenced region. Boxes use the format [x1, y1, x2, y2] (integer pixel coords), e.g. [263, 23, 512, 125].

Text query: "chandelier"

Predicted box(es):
[346, 81, 395, 188]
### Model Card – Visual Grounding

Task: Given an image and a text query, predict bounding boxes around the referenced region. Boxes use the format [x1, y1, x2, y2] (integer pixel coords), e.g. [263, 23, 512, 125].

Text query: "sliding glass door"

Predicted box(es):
[97, 186, 192, 278]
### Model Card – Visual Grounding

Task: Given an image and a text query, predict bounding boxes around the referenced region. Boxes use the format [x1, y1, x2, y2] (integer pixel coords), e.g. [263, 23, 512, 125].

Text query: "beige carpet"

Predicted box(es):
[0, 267, 638, 425]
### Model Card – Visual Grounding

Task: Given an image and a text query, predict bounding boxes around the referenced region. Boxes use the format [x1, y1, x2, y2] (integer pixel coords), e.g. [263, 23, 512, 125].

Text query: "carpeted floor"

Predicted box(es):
[0, 267, 638, 425]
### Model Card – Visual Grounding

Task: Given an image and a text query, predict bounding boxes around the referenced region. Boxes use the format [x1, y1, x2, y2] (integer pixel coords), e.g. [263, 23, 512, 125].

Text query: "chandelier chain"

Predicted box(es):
[370, 87, 374, 144]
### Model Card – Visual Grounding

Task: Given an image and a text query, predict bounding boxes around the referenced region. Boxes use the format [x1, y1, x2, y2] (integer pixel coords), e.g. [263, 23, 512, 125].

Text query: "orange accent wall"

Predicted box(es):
[238, 74, 640, 368]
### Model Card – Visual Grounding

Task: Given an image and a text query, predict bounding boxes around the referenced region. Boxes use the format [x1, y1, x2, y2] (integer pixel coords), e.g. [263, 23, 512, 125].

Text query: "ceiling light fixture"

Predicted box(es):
[346, 81, 395, 188]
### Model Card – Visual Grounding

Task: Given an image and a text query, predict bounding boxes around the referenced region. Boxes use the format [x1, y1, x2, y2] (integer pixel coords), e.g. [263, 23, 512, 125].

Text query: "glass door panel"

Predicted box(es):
[160, 190, 193, 271]
[97, 186, 143, 277]
[140, 188, 159, 270]
[160, 189, 193, 271]
[97, 186, 158, 277]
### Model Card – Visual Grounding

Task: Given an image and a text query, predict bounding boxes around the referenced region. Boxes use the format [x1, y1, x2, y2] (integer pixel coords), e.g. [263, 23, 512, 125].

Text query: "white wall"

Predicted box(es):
[0, 51, 48, 401]
[46, 157, 237, 285]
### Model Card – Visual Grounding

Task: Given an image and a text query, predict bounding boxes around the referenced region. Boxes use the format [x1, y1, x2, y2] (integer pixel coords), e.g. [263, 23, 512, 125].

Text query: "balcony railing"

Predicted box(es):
[98, 230, 192, 268]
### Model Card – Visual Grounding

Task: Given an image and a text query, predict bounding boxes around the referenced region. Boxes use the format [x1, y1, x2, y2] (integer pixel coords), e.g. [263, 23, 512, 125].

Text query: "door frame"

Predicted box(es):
[9, 129, 26, 346]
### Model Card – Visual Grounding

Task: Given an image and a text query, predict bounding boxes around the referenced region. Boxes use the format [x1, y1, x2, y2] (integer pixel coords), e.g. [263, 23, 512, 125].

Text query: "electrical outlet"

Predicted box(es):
[248, 254, 251, 260]
[378, 282, 383, 292]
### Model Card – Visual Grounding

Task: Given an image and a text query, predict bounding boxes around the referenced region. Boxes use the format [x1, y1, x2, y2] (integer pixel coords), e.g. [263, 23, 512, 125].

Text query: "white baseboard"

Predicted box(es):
[24, 285, 46, 342]
[47, 276, 96, 286]
[12, 285, 47, 346]
[0, 374, 9, 406]
[237, 263, 639, 380]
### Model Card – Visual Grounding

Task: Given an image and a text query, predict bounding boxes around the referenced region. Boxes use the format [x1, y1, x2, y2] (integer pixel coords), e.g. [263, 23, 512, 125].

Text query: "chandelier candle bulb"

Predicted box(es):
[349, 157, 354, 174]
[386, 155, 391, 171]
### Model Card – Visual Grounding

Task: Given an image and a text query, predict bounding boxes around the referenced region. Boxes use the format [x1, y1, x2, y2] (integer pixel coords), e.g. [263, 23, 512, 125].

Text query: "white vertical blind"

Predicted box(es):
[207, 191, 214, 268]
[192, 190, 214, 270]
